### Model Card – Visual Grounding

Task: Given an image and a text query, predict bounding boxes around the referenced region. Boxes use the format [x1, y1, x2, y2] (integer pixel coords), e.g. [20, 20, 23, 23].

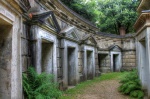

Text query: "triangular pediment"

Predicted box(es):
[45, 15, 57, 29]
[32, 11, 61, 32]
[109, 45, 121, 51]
[19, 0, 31, 11]
[60, 26, 80, 41]
[82, 34, 97, 45]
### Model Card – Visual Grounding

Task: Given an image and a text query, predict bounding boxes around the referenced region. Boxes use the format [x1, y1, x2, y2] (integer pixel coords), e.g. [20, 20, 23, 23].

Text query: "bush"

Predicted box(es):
[23, 67, 62, 99]
[118, 69, 144, 99]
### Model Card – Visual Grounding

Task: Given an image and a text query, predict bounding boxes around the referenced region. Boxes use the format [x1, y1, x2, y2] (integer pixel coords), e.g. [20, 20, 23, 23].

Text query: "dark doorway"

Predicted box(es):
[113, 54, 119, 72]
[87, 51, 93, 79]
[42, 40, 53, 74]
[0, 20, 12, 98]
[67, 47, 76, 86]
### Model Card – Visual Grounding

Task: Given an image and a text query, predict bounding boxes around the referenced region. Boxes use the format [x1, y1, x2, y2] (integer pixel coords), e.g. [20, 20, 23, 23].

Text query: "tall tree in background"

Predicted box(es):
[61, 0, 99, 22]
[61, 0, 139, 34]
[96, 0, 138, 34]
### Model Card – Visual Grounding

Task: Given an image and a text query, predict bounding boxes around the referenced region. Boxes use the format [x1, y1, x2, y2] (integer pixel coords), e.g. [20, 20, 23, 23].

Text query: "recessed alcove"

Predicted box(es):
[67, 47, 76, 86]
[86, 50, 93, 79]
[112, 54, 119, 72]
[42, 40, 53, 74]
[0, 18, 12, 98]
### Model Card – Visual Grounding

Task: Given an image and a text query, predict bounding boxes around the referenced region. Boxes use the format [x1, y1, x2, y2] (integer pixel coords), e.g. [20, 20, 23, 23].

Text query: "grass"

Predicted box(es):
[59, 72, 128, 99]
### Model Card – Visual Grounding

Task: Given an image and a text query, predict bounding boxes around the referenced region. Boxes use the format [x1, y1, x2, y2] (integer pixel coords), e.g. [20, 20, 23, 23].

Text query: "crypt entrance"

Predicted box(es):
[0, 17, 12, 99]
[60, 26, 80, 89]
[109, 45, 122, 72]
[41, 39, 53, 74]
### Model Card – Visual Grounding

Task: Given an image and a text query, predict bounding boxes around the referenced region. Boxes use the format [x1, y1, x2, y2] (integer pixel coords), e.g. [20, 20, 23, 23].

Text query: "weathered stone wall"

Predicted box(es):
[98, 54, 111, 73]
[22, 24, 31, 72]
[0, 24, 12, 99]
[0, 1, 23, 99]
[122, 51, 136, 70]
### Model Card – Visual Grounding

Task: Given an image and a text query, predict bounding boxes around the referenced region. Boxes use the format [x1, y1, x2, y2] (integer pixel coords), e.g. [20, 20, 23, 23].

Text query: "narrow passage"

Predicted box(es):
[60, 72, 130, 99]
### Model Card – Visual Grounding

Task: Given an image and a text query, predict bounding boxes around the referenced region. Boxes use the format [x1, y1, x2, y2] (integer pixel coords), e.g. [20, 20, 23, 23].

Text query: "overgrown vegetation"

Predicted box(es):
[118, 70, 144, 99]
[23, 67, 62, 99]
[61, 0, 139, 34]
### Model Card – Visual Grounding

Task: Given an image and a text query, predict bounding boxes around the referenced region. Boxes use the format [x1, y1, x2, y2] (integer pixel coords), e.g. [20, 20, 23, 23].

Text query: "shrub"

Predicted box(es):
[118, 69, 144, 99]
[23, 67, 62, 99]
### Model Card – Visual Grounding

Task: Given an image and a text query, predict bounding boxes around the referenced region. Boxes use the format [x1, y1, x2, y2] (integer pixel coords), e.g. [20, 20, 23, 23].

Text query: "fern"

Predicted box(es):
[23, 67, 62, 99]
[118, 69, 144, 99]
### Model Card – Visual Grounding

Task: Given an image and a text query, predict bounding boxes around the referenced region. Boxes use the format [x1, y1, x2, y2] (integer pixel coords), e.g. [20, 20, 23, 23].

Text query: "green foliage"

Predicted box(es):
[97, 0, 139, 34]
[23, 67, 62, 99]
[61, 0, 98, 22]
[61, 0, 139, 34]
[118, 70, 144, 99]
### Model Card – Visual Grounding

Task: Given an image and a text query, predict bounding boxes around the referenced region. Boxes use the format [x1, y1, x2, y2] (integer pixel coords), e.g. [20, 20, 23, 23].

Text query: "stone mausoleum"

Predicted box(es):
[134, 0, 150, 98]
[0, 0, 136, 99]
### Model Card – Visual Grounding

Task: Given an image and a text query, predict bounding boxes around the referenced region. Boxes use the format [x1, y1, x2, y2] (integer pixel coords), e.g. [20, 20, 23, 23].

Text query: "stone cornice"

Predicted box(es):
[137, 0, 150, 13]
[134, 13, 150, 35]
[39, 0, 99, 34]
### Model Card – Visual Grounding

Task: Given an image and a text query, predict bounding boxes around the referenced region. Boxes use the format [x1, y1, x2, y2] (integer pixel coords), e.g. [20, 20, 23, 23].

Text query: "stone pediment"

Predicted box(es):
[82, 34, 97, 46]
[19, 0, 31, 11]
[60, 26, 80, 41]
[109, 45, 121, 52]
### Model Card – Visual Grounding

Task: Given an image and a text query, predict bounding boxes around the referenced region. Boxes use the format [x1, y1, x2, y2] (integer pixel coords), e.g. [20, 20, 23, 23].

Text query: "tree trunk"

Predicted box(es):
[119, 26, 126, 36]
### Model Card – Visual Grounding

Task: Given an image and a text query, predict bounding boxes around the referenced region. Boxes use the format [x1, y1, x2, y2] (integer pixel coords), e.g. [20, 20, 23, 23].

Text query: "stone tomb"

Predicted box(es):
[136, 29, 149, 91]
[31, 26, 57, 82]
[81, 35, 97, 80]
[82, 46, 95, 80]
[60, 26, 80, 89]
[110, 45, 122, 72]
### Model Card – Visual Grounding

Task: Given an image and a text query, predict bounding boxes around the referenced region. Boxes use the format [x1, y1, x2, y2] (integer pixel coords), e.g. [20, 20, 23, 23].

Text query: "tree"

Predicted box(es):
[96, 0, 139, 34]
[61, 0, 139, 34]
[61, 0, 99, 22]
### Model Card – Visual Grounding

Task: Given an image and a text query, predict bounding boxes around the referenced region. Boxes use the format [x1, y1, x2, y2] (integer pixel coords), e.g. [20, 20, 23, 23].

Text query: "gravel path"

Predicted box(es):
[76, 80, 130, 99]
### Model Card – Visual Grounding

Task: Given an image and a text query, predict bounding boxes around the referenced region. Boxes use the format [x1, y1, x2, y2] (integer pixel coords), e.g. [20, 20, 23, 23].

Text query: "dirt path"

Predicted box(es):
[76, 80, 130, 99]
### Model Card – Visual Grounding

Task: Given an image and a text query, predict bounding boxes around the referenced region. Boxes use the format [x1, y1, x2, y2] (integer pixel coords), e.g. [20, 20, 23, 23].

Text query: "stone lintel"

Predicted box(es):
[137, 0, 150, 13]
[134, 13, 150, 34]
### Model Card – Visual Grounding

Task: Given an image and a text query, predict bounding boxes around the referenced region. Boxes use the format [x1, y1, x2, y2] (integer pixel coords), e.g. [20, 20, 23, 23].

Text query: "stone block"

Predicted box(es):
[21, 39, 28, 55]
[22, 56, 27, 72]
[57, 68, 62, 77]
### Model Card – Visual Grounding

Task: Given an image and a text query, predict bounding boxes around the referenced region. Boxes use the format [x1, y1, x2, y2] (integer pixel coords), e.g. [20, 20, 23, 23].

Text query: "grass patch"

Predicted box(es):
[59, 72, 128, 99]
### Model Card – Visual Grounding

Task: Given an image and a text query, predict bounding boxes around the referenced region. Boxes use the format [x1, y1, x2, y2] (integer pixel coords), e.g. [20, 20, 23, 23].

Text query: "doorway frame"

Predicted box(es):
[82, 45, 95, 80]
[61, 39, 79, 89]
[31, 26, 57, 82]
[110, 52, 122, 72]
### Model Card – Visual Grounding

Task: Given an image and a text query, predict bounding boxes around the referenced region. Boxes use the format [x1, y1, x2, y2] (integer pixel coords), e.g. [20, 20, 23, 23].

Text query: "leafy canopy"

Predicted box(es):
[61, 0, 139, 34]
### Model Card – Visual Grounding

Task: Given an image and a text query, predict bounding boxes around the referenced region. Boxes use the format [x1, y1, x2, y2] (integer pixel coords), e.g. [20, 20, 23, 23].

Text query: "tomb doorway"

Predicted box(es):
[41, 40, 53, 74]
[112, 54, 119, 72]
[0, 18, 12, 98]
[86, 50, 93, 79]
[67, 47, 76, 86]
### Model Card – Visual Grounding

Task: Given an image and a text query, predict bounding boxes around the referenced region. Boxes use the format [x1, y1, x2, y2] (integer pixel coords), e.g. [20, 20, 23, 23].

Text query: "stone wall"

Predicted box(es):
[122, 51, 136, 70]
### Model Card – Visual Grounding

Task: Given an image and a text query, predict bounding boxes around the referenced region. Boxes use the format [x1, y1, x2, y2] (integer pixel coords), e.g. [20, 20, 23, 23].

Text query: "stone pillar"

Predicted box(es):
[146, 27, 150, 97]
